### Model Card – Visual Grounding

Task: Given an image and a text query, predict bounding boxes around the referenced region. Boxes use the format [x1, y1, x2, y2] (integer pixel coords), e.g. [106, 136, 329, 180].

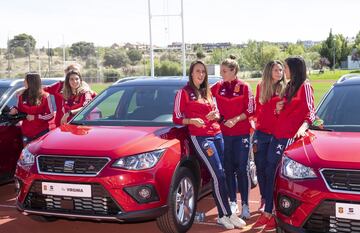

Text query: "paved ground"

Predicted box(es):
[0, 182, 263, 233]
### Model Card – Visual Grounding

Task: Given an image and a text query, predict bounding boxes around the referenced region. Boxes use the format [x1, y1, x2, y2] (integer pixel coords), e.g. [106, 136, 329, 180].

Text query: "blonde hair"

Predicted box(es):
[64, 63, 82, 75]
[221, 55, 239, 74]
[259, 60, 286, 104]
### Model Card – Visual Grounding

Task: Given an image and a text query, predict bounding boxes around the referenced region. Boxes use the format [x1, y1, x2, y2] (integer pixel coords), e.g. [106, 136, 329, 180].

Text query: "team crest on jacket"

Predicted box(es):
[234, 84, 240, 93]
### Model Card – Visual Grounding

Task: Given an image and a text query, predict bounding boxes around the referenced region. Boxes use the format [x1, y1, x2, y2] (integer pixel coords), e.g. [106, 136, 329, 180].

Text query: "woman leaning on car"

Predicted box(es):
[9, 72, 54, 145]
[253, 56, 316, 232]
[253, 60, 286, 212]
[60, 69, 94, 125]
[172, 60, 246, 230]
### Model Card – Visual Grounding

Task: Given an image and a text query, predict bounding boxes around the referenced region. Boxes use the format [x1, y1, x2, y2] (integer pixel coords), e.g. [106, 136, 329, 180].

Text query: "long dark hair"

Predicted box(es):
[23, 72, 43, 106]
[188, 60, 210, 100]
[285, 56, 308, 102]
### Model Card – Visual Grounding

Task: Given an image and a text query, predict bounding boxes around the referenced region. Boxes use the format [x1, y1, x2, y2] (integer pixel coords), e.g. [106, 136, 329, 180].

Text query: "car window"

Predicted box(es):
[0, 87, 8, 98]
[72, 85, 180, 126]
[317, 85, 360, 132]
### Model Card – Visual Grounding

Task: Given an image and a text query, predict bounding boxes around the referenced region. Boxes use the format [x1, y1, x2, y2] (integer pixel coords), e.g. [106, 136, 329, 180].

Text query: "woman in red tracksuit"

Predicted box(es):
[173, 60, 245, 230]
[44, 63, 96, 127]
[10, 72, 54, 145]
[60, 69, 93, 125]
[253, 56, 316, 232]
[211, 56, 254, 220]
[253, 60, 286, 212]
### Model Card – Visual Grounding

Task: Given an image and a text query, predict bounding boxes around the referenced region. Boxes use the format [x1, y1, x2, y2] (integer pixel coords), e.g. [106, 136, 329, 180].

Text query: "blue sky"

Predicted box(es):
[1, 0, 359, 48]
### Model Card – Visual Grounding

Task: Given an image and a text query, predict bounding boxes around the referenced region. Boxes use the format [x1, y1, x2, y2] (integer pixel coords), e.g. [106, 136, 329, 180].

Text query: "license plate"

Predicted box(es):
[42, 182, 92, 198]
[335, 203, 360, 220]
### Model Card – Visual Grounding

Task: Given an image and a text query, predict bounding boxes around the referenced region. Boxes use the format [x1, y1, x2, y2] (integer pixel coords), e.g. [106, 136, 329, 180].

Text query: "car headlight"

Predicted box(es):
[281, 156, 317, 179]
[112, 149, 165, 170]
[18, 147, 35, 167]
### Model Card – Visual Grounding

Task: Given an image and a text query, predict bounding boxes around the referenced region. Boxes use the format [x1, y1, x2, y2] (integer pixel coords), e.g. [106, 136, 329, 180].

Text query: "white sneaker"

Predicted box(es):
[217, 216, 235, 230]
[229, 201, 239, 214]
[240, 204, 251, 219]
[229, 213, 246, 228]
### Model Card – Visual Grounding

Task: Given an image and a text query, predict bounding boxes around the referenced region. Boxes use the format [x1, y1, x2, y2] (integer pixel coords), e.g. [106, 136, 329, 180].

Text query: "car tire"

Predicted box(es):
[156, 167, 198, 233]
[29, 215, 58, 222]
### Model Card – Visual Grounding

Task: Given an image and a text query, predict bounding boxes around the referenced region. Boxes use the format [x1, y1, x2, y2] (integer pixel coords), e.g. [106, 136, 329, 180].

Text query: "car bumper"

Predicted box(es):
[275, 174, 360, 233]
[15, 162, 173, 221]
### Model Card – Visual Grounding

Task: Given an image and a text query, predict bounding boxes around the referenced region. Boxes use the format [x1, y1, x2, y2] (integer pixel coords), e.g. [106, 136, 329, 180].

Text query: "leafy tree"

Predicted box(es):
[8, 33, 36, 55]
[13, 47, 26, 58]
[319, 30, 336, 68]
[208, 48, 224, 65]
[335, 34, 351, 65]
[153, 60, 182, 76]
[355, 31, 360, 47]
[46, 48, 55, 57]
[126, 49, 142, 64]
[286, 44, 305, 56]
[103, 48, 129, 68]
[196, 50, 206, 59]
[85, 56, 98, 68]
[70, 41, 96, 59]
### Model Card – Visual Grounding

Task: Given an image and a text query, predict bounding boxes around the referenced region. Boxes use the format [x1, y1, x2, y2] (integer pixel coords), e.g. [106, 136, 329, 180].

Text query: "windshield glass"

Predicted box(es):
[0, 87, 8, 98]
[317, 85, 360, 132]
[72, 85, 181, 126]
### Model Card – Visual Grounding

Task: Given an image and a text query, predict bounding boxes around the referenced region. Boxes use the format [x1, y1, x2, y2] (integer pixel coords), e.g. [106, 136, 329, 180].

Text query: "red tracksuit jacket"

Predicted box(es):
[17, 92, 54, 138]
[44, 81, 64, 127]
[211, 79, 254, 136]
[63, 91, 93, 122]
[273, 81, 316, 139]
[173, 84, 221, 136]
[255, 82, 282, 135]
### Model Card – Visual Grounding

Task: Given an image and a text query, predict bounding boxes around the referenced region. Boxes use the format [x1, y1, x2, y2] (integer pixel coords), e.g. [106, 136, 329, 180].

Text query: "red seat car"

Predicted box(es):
[0, 78, 62, 185]
[275, 74, 360, 233]
[14, 77, 216, 233]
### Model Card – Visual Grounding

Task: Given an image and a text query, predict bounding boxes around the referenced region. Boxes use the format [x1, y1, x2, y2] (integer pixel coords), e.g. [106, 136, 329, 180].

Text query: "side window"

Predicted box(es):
[96, 90, 124, 118]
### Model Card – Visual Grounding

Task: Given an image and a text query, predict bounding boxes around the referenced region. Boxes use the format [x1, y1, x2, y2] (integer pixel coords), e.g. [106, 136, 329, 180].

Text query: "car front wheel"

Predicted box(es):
[156, 167, 198, 233]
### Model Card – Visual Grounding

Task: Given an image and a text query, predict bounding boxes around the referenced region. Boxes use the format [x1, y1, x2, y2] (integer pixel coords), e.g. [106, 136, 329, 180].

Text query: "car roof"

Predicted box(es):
[0, 77, 63, 88]
[335, 73, 360, 86]
[112, 75, 222, 87]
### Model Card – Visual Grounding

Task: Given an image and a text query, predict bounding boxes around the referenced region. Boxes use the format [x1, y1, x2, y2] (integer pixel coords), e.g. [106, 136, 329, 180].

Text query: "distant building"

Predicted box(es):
[341, 55, 360, 69]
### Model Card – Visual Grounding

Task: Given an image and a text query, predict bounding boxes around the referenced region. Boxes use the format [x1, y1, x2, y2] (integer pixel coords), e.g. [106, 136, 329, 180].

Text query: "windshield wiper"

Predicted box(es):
[309, 125, 333, 131]
[71, 121, 86, 126]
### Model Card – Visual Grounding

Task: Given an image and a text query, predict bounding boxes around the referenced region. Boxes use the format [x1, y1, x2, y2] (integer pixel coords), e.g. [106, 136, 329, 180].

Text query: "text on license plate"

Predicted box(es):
[42, 182, 92, 198]
[335, 203, 360, 220]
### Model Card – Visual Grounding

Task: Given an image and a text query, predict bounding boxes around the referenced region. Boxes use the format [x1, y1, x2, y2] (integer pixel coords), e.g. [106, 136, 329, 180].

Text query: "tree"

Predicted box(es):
[70, 41, 96, 59]
[8, 33, 36, 55]
[103, 48, 129, 68]
[355, 31, 360, 47]
[13, 47, 26, 58]
[319, 29, 336, 68]
[196, 50, 206, 59]
[126, 49, 142, 64]
[286, 44, 305, 56]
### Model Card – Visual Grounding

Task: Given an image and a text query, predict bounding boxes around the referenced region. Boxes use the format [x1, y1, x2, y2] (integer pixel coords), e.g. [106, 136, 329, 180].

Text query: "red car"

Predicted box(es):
[15, 77, 216, 233]
[275, 74, 360, 233]
[0, 78, 62, 185]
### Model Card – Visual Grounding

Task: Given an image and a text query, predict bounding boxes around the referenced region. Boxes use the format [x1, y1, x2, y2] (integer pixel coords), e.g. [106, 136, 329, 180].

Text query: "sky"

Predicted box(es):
[1, 0, 360, 48]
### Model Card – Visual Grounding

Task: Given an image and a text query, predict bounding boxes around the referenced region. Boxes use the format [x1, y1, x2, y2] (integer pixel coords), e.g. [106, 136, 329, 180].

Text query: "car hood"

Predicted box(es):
[286, 130, 360, 169]
[30, 124, 175, 157]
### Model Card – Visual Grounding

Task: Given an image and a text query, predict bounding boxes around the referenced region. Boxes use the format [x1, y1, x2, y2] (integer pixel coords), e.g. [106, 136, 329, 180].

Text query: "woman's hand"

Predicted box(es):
[189, 118, 205, 128]
[9, 108, 18, 115]
[224, 117, 237, 128]
[275, 100, 284, 114]
[61, 113, 70, 125]
[26, 114, 34, 121]
[295, 122, 309, 138]
[206, 110, 219, 121]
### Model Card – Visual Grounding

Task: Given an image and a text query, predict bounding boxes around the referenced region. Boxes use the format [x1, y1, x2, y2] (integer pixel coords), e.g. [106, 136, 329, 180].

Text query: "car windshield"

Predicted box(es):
[72, 85, 181, 126]
[317, 84, 360, 132]
[0, 87, 8, 98]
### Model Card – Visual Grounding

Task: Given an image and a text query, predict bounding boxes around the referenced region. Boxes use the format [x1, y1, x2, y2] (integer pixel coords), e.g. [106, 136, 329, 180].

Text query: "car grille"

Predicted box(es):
[37, 155, 110, 176]
[24, 181, 121, 216]
[321, 169, 360, 194]
[304, 200, 360, 233]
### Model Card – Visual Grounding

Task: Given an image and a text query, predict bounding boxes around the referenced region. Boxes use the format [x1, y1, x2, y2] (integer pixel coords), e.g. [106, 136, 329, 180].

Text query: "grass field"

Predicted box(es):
[88, 70, 360, 107]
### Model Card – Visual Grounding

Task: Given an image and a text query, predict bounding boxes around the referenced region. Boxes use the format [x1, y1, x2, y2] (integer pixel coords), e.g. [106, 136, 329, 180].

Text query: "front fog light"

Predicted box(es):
[124, 185, 159, 204]
[277, 194, 301, 216]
